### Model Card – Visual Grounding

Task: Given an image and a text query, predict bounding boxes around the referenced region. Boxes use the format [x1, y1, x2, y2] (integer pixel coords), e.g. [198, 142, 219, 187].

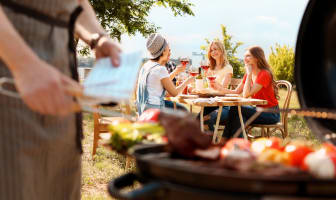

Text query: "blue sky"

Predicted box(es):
[120, 0, 309, 61]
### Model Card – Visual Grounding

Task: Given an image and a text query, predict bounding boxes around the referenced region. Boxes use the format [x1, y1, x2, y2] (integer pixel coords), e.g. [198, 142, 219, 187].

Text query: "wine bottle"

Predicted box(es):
[195, 67, 203, 91]
[196, 67, 202, 79]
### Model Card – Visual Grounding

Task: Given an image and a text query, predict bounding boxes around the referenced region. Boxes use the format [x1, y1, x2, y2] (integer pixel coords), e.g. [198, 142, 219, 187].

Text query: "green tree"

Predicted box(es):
[90, 0, 194, 40]
[79, 0, 194, 55]
[269, 44, 295, 83]
[200, 25, 244, 78]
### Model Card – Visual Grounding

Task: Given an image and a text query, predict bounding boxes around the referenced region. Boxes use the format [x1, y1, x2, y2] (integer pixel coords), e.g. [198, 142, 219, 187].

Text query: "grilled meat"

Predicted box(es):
[159, 109, 212, 157]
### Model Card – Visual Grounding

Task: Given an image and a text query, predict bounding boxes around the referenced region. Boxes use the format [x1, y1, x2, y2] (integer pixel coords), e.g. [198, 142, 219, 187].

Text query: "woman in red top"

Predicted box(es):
[210, 46, 280, 138]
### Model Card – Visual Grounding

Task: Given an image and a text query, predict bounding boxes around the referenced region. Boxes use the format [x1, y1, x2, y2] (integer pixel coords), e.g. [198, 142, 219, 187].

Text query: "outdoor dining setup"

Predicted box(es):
[3, 0, 336, 199]
[104, 0, 336, 199]
[1, 1, 335, 200]
[59, 0, 336, 198]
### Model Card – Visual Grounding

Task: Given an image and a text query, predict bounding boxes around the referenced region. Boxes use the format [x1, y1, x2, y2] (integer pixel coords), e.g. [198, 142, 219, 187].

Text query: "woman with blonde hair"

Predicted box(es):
[211, 46, 280, 138]
[202, 40, 233, 131]
[207, 39, 233, 87]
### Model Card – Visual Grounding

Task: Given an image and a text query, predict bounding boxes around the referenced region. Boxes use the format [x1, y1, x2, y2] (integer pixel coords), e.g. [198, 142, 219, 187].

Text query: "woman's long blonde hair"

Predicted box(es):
[208, 40, 229, 70]
[248, 46, 279, 99]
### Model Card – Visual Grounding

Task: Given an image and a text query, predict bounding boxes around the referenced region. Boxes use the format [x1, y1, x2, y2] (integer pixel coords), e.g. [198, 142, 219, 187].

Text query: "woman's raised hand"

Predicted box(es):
[245, 64, 252, 75]
[175, 64, 187, 74]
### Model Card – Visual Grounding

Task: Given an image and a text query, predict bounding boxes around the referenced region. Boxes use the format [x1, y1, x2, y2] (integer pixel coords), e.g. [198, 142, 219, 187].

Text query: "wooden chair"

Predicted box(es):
[92, 103, 135, 167]
[246, 80, 293, 139]
[229, 78, 242, 89]
[92, 102, 133, 155]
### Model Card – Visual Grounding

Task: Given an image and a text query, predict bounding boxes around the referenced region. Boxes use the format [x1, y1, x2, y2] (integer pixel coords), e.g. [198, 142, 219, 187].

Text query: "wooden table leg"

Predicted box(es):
[212, 106, 223, 144]
[173, 102, 177, 110]
[238, 105, 248, 140]
[189, 105, 192, 113]
[200, 106, 204, 132]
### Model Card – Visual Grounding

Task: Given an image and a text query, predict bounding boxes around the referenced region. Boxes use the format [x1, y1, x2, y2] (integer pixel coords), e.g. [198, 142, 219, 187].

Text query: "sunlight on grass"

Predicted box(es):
[81, 113, 131, 199]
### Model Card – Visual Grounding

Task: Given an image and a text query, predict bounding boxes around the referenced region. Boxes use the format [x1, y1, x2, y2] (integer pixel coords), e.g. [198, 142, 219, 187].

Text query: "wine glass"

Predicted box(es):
[207, 70, 216, 89]
[188, 65, 199, 77]
[187, 65, 198, 94]
[180, 57, 190, 67]
[176, 71, 187, 87]
[200, 58, 210, 78]
[200, 58, 209, 72]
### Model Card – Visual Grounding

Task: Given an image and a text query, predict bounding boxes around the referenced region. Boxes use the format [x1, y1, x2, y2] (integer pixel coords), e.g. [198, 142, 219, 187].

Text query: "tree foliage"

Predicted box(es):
[269, 44, 295, 83]
[89, 0, 194, 41]
[200, 25, 244, 78]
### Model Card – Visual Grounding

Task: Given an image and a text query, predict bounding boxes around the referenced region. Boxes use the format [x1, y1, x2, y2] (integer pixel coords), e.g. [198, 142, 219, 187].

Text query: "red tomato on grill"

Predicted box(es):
[285, 144, 313, 168]
[267, 137, 283, 150]
[138, 109, 160, 123]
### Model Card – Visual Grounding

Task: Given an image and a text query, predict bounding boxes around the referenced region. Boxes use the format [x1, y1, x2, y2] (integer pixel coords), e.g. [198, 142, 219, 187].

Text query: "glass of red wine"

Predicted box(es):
[180, 57, 190, 66]
[189, 71, 198, 77]
[200, 59, 209, 76]
[207, 76, 216, 81]
[207, 70, 216, 89]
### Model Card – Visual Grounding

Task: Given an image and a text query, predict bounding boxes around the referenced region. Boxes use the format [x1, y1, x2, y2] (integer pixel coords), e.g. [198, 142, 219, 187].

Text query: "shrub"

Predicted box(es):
[269, 44, 295, 83]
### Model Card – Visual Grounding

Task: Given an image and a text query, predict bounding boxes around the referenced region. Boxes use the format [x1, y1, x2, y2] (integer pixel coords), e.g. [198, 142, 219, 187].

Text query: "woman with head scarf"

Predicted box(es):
[136, 33, 194, 115]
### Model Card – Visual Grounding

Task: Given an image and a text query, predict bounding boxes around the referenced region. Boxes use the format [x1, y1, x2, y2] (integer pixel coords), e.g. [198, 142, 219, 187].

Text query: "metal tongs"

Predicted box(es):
[0, 77, 136, 121]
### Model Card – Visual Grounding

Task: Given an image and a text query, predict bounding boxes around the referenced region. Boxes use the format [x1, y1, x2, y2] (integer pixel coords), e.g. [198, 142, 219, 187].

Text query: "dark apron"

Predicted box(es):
[0, 0, 84, 153]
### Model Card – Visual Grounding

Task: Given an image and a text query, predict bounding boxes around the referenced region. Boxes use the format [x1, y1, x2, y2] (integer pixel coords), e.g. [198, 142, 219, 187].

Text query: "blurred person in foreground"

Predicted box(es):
[0, 0, 121, 199]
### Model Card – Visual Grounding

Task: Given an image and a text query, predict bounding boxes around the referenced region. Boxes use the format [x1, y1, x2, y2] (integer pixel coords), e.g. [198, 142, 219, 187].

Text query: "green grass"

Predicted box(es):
[81, 113, 135, 200]
[81, 89, 320, 199]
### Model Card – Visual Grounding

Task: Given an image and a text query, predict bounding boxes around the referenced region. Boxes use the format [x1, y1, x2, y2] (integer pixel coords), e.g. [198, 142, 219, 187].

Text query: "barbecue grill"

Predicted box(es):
[108, 0, 336, 199]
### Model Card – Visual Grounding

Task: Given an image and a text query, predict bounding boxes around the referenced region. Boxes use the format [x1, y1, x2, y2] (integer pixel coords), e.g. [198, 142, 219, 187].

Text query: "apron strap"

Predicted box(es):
[68, 6, 83, 51]
[67, 6, 84, 154]
[0, 0, 68, 28]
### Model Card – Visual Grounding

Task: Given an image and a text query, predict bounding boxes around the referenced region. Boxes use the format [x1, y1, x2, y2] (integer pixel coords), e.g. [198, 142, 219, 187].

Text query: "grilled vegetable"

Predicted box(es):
[258, 149, 290, 165]
[303, 143, 336, 179]
[251, 137, 283, 155]
[284, 143, 313, 168]
[304, 148, 336, 179]
[108, 122, 165, 152]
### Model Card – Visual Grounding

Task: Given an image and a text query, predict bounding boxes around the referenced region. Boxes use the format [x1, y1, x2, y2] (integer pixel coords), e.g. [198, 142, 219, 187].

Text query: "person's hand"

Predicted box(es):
[186, 76, 195, 84]
[209, 81, 222, 91]
[175, 64, 186, 74]
[245, 65, 252, 75]
[95, 37, 122, 67]
[11, 59, 82, 116]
